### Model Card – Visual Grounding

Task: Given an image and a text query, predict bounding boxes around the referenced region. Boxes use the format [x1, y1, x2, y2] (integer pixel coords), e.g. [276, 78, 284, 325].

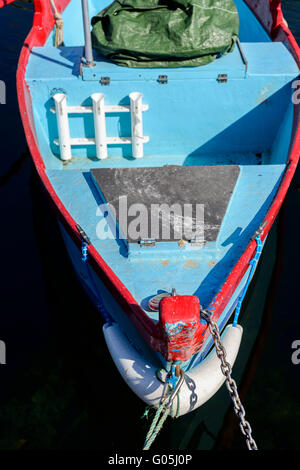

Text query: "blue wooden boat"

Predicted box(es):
[7, 0, 300, 448]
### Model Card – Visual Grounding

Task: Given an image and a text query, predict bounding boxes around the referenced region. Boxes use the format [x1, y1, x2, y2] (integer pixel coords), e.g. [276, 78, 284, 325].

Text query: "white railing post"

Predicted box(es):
[129, 92, 144, 158]
[91, 93, 108, 159]
[52, 93, 148, 159]
[53, 93, 72, 161]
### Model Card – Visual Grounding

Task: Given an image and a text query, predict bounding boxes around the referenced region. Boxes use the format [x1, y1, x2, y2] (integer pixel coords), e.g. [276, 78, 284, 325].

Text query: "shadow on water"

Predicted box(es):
[0, 0, 300, 452]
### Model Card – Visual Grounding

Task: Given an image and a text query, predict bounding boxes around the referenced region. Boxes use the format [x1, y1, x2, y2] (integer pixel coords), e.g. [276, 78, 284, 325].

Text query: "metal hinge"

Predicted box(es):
[217, 74, 228, 83]
[100, 76, 110, 86]
[139, 239, 156, 247]
[158, 75, 168, 84]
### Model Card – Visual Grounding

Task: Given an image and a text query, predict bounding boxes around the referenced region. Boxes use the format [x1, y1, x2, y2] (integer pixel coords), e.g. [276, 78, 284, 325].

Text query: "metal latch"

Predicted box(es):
[251, 220, 268, 240]
[100, 76, 110, 86]
[76, 224, 91, 244]
[139, 239, 156, 247]
[157, 75, 168, 84]
[217, 74, 228, 83]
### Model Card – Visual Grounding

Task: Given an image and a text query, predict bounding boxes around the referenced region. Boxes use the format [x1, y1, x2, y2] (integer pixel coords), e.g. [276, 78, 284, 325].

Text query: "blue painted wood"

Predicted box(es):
[27, 43, 298, 82]
[25, 0, 299, 371]
[81, 42, 298, 81]
[26, 41, 298, 165]
[81, 43, 246, 81]
[46, 163, 285, 316]
[58, 212, 264, 373]
[243, 42, 299, 75]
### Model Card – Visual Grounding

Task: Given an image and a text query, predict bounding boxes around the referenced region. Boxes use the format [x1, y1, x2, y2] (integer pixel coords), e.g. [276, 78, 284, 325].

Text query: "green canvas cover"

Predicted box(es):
[91, 0, 239, 68]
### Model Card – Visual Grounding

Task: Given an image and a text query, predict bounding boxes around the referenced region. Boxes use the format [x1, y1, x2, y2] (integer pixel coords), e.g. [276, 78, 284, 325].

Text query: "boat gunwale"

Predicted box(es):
[12, 0, 300, 359]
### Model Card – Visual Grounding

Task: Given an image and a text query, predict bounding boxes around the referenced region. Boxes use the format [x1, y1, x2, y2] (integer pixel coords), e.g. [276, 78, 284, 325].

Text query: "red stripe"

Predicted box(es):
[0, 0, 16, 7]
[15, 0, 300, 357]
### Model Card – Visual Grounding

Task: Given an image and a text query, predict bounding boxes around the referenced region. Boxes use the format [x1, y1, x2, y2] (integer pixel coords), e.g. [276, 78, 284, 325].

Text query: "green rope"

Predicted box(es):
[143, 397, 170, 450]
[142, 367, 182, 449]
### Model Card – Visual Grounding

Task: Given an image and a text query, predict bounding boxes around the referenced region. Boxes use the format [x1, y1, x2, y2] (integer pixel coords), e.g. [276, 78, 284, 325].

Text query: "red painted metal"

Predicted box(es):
[8, 0, 300, 361]
[159, 296, 206, 362]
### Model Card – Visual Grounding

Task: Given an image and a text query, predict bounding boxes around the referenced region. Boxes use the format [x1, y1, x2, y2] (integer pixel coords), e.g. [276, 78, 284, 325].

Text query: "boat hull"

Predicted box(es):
[15, 0, 300, 360]
[58, 220, 248, 414]
[59, 220, 257, 359]
[10, 0, 300, 415]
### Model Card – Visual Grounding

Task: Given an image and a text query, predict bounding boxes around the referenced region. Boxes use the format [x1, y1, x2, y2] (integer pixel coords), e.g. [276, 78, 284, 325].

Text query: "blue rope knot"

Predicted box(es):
[167, 362, 181, 389]
[80, 240, 113, 325]
[81, 241, 88, 262]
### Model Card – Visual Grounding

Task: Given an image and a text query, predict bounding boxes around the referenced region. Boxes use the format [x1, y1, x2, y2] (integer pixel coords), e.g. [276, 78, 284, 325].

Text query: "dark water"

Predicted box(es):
[0, 0, 299, 452]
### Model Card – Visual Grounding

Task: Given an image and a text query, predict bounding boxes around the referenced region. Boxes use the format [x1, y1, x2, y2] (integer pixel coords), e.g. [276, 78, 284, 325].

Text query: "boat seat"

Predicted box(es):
[82, 40, 247, 81]
[90, 165, 240, 244]
[26, 42, 299, 83]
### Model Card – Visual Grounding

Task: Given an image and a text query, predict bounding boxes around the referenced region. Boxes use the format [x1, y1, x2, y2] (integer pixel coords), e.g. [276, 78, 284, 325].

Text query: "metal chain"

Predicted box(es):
[201, 309, 258, 451]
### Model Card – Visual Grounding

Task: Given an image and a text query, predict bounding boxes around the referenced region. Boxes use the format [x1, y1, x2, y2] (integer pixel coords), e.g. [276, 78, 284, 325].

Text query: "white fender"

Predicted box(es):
[103, 322, 243, 417]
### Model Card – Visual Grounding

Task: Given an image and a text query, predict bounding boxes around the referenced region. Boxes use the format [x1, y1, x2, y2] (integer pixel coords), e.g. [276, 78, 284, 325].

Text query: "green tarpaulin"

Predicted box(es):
[91, 0, 239, 68]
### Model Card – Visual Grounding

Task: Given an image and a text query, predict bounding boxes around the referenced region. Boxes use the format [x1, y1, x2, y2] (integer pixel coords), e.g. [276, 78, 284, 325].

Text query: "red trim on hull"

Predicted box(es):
[244, 0, 300, 66]
[12, 0, 300, 360]
[0, 0, 16, 7]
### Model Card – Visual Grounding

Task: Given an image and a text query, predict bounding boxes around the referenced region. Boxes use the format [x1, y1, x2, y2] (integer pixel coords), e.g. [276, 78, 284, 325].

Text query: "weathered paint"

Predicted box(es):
[159, 296, 207, 361]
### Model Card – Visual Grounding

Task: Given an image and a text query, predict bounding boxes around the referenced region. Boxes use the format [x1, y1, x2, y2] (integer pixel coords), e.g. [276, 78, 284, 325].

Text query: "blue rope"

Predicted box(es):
[81, 241, 113, 325]
[81, 241, 88, 262]
[233, 235, 262, 327]
[167, 361, 181, 389]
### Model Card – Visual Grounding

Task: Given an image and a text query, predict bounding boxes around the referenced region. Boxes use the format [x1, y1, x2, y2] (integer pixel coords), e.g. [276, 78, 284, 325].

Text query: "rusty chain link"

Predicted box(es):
[201, 309, 258, 451]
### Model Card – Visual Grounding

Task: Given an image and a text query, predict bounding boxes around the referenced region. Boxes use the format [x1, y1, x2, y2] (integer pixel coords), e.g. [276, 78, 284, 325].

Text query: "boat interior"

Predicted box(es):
[26, 0, 299, 322]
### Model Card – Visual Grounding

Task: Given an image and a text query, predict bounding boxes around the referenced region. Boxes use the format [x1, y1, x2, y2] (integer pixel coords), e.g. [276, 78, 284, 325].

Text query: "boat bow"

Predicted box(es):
[103, 321, 243, 417]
